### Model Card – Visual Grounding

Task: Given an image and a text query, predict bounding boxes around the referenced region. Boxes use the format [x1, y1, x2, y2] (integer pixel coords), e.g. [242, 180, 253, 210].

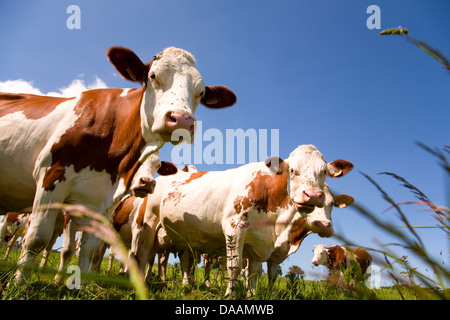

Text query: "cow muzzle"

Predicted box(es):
[165, 111, 195, 138]
[132, 177, 156, 197]
[310, 220, 333, 238]
[294, 189, 325, 214]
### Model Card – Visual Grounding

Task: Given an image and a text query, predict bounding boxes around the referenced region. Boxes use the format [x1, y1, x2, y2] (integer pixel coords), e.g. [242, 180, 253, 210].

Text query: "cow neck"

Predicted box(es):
[290, 217, 311, 248]
[43, 87, 146, 191]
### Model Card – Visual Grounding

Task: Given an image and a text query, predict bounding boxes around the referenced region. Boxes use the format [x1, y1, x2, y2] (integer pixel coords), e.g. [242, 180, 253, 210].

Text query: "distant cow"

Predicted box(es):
[0, 212, 29, 258]
[159, 144, 353, 295]
[0, 46, 236, 281]
[312, 244, 372, 282]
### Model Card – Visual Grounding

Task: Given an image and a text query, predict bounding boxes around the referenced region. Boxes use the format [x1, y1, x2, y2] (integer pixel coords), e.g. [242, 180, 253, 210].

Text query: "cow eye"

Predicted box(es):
[149, 73, 156, 80]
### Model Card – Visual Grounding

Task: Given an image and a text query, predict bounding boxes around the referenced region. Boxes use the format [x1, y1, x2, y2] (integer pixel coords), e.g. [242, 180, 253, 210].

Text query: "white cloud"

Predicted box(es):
[0, 79, 44, 95]
[0, 77, 108, 97]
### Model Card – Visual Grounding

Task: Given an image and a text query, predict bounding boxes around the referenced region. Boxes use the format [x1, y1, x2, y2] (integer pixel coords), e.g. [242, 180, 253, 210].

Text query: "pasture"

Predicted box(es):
[0, 143, 448, 301]
[0, 248, 421, 300]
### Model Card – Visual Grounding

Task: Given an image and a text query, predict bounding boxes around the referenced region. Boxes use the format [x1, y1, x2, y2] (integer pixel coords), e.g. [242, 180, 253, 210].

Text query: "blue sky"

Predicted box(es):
[1, 1, 449, 286]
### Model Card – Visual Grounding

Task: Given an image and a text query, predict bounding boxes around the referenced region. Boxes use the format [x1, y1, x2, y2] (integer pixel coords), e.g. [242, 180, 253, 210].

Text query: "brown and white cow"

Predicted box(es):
[202, 183, 354, 293]
[311, 244, 372, 282]
[118, 164, 198, 280]
[0, 212, 30, 258]
[159, 144, 353, 295]
[0, 46, 236, 281]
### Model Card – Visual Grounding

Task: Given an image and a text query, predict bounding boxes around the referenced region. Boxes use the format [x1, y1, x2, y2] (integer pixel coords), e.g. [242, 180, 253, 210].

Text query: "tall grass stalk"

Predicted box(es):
[335, 144, 449, 299]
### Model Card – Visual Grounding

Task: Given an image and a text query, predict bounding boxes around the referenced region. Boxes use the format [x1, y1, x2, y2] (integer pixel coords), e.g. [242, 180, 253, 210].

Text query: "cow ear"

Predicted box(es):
[265, 156, 288, 175]
[107, 46, 150, 83]
[333, 194, 354, 208]
[158, 161, 178, 176]
[182, 165, 189, 172]
[327, 159, 353, 178]
[201, 85, 237, 108]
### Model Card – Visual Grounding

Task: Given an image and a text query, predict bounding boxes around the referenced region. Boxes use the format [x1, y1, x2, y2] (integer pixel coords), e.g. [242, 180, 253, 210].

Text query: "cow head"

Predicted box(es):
[305, 183, 354, 237]
[287, 184, 354, 256]
[130, 154, 178, 197]
[265, 144, 353, 215]
[107, 46, 237, 145]
[311, 244, 328, 266]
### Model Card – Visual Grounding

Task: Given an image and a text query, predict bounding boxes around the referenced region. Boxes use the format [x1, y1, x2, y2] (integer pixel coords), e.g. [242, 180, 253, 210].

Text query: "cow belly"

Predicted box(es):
[161, 194, 227, 252]
[64, 167, 119, 215]
[161, 210, 226, 253]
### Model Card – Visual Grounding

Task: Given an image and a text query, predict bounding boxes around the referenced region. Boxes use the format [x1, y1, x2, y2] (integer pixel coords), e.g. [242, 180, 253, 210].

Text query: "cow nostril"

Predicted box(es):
[302, 190, 311, 201]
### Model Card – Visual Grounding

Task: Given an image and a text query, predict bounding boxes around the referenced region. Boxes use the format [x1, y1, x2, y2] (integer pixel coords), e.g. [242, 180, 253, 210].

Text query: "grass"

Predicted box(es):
[0, 248, 436, 300]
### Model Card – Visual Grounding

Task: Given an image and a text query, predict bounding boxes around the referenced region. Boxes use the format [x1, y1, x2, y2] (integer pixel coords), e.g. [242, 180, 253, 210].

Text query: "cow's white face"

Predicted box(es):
[107, 46, 236, 148]
[265, 145, 353, 215]
[312, 244, 328, 266]
[306, 184, 354, 237]
[286, 145, 354, 215]
[305, 184, 334, 237]
[144, 48, 204, 144]
[285, 145, 328, 214]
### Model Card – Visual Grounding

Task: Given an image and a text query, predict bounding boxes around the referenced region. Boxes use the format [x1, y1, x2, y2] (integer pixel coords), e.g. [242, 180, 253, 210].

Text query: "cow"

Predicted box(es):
[0, 46, 236, 282]
[124, 164, 198, 281]
[0, 212, 30, 258]
[159, 144, 353, 295]
[311, 244, 372, 283]
[201, 183, 354, 293]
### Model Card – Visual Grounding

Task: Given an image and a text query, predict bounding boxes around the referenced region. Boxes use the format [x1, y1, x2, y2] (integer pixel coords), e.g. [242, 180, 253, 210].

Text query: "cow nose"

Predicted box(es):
[132, 177, 156, 197]
[312, 220, 333, 237]
[165, 111, 195, 135]
[302, 190, 325, 206]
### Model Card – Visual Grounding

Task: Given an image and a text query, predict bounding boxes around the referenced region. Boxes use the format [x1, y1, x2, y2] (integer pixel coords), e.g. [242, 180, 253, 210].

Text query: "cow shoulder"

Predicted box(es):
[112, 197, 136, 231]
[288, 217, 309, 255]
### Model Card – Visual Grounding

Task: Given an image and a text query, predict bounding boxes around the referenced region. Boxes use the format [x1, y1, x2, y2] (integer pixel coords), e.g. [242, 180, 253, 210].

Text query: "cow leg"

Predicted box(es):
[39, 230, 59, 268]
[77, 231, 104, 274]
[224, 225, 246, 296]
[54, 219, 77, 283]
[92, 241, 108, 272]
[130, 223, 155, 276]
[203, 255, 212, 288]
[0, 215, 7, 249]
[144, 251, 156, 282]
[4, 233, 20, 259]
[107, 247, 115, 273]
[246, 258, 263, 297]
[180, 250, 194, 287]
[14, 207, 60, 283]
[158, 252, 170, 283]
[267, 260, 279, 291]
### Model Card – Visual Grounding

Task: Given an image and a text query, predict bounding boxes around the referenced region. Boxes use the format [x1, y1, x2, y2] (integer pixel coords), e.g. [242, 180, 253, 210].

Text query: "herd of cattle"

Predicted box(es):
[0, 46, 371, 295]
